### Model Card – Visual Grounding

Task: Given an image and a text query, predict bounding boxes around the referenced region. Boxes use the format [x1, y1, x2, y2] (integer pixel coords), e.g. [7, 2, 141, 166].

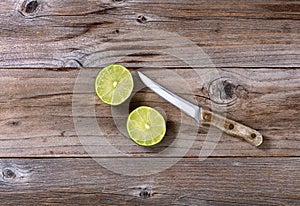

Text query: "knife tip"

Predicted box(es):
[136, 71, 146, 79]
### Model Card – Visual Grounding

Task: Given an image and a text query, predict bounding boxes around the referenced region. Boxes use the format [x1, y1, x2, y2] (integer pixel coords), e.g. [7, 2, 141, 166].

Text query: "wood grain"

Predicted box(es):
[0, 0, 299, 204]
[0, 68, 299, 157]
[0, 157, 299, 205]
[0, 0, 299, 68]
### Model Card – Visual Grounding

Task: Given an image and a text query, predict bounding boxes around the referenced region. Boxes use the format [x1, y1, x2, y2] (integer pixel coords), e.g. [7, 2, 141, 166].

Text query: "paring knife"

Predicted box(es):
[137, 71, 263, 147]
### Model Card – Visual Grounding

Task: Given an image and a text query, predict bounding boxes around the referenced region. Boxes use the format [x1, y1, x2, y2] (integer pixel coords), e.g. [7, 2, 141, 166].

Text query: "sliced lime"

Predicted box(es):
[95, 64, 134, 105]
[127, 106, 166, 146]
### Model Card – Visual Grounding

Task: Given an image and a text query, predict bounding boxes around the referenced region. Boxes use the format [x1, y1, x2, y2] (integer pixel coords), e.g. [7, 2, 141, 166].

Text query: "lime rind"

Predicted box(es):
[127, 106, 166, 146]
[95, 64, 134, 106]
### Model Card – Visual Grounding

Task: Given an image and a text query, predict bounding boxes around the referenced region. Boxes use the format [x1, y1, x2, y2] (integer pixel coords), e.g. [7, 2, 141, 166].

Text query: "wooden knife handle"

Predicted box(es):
[200, 109, 263, 147]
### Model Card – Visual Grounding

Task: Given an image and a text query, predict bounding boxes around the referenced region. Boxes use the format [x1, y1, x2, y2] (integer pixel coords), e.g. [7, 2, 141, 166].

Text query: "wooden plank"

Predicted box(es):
[0, 157, 299, 205]
[0, 68, 299, 157]
[0, 0, 299, 68]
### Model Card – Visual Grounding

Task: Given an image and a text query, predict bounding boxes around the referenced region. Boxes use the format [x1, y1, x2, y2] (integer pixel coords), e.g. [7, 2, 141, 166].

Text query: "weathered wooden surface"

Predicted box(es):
[0, 158, 299, 205]
[0, 68, 299, 157]
[0, 0, 299, 205]
[0, 0, 299, 68]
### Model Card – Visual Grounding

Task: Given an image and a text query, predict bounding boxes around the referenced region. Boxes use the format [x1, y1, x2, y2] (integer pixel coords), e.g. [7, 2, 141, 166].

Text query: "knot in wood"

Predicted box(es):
[133, 185, 154, 199]
[208, 77, 239, 106]
[137, 15, 147, 24]
[18, 0, 40, 17]
[223, 80, 235, 99]
[2, 168, 16, 180]
[7, 121, 20, 127]
[25, 0, 39, 13]
[139, 189, 151, 198]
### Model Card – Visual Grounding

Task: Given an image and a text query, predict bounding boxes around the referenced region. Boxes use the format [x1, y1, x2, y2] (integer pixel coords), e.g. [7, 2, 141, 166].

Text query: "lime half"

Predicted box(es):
[127, 106, 166, 146]
[95, 64, 134, 105]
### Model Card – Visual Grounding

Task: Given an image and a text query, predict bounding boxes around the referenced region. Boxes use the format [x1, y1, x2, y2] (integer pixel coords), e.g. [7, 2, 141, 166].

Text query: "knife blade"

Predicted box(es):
[137, 71, 263, 147]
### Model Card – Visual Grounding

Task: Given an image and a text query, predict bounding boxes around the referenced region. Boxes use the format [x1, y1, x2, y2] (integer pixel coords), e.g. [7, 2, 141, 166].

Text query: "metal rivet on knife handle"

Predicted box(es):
[200, 109, 263, 147]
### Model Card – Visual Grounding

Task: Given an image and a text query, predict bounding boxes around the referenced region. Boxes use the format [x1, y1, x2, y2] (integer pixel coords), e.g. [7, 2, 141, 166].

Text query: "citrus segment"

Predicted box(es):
[95, 64, 133, 105]
[127, 106, 166, 146]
